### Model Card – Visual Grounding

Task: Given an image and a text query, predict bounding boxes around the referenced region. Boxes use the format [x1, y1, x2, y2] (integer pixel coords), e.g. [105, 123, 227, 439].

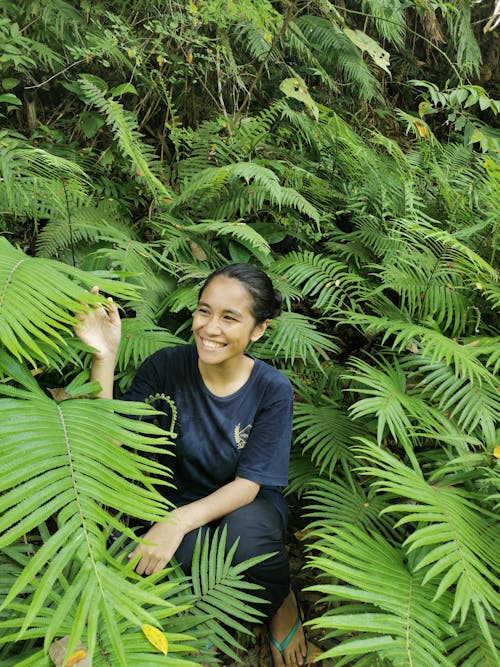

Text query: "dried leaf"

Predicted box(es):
[66, 651, 88, 667]
[142, 624, 168, 655]
[49, 637, 90, 667]
[413, 120, 430, 139]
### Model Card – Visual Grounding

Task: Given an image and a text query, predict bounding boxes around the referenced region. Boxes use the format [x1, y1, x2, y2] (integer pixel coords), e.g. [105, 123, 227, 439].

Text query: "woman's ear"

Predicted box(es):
[250, 319, 271, 342]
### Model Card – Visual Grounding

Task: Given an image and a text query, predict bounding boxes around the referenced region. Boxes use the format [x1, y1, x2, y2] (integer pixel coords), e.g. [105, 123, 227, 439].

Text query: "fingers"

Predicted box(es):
[129, 546, 168, 576]
[106, 296, 121, 325]
[131, 553, 168, 576]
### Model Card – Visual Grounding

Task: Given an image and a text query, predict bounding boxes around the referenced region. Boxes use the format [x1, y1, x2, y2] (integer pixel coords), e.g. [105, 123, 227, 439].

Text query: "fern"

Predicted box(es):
[292, 401, 361, 478]
[306, 525, 455, 666]
[0, 237, 137, 366]
[79, 77, 173, 202]
[355, 441, 500, 654]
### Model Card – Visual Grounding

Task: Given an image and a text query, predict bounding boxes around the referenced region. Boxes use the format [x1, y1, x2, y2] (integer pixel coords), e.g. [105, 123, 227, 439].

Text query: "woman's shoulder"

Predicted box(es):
[140, 342, 194, 373]
[252, 358, 292, 394]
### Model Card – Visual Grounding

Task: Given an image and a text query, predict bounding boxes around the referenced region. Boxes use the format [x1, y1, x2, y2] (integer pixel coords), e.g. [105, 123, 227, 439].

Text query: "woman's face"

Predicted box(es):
[192, 276, 268, 368]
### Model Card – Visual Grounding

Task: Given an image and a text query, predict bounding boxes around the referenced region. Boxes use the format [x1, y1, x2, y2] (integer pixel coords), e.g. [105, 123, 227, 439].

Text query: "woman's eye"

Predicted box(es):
[224, 315, 236, 321]
[197, 307, 209, 315]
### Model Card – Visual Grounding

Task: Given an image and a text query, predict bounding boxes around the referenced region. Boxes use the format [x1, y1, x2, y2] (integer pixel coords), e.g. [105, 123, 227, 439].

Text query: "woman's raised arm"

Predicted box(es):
[74, 286, 121, 399]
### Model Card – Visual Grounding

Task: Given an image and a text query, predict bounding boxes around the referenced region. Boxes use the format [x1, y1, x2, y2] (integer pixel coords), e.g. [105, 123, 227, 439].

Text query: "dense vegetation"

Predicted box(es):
[0, 1, 499, 665]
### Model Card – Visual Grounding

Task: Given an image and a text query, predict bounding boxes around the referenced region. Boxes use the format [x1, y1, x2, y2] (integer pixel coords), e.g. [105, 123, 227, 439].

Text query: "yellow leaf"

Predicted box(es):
[493, 447, 500, 459]
[66, 650, 87, 666]
[142, 624, 168, 655]
[414, 120, 429, 139]
[186, 51, 193, 64]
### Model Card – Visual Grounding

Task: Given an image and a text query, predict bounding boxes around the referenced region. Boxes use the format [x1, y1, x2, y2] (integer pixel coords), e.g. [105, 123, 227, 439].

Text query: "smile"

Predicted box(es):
[200, 337, 226, 349]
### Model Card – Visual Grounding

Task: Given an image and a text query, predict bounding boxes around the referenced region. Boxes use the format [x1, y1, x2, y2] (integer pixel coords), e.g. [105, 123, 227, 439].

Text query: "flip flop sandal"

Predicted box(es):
[268, 608, 311, 666]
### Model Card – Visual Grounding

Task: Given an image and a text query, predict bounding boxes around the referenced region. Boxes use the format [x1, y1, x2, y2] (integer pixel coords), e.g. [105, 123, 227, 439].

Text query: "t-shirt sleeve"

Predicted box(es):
[236, 376, 293, 487]
[120, 349, 172, 421]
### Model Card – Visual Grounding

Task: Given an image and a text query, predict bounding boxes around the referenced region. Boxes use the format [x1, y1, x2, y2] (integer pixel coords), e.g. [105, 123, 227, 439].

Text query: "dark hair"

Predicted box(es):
[199, 264, 283, 324]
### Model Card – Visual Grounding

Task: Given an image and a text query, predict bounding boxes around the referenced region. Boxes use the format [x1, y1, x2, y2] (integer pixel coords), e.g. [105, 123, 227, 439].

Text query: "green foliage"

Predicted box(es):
[0, 0, 498, 664]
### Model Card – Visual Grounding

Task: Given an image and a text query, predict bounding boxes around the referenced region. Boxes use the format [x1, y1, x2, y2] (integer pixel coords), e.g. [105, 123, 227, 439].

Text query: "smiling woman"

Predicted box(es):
[74, 263, 309, 667]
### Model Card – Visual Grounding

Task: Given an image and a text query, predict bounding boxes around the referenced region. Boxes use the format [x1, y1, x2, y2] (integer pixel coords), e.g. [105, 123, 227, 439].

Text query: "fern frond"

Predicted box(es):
[344, 356, 453, 467]
[182, 527, 268, 661]
[361, 0, 406, 47]
[0, 238, 137, 366]
[0, 390, 180, 660]
[346, 314, 497, 386]
[295, 15, 381, 102]
[355, 441, 500, 649]
[306, 525, 455, 666]
[403, 355, 499, 447]
[182, 219, 271, 259]
[116, 319, 186, 393]
[79, 78, 172, 201]
[273, 251, 364, 314]
[304, 476, 397, 542]
[293, 402, 361, 477]
[253, 311, 338, 368]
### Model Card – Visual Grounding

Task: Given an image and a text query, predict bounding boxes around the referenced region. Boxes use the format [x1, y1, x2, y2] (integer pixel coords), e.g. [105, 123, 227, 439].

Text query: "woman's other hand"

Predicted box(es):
[74, 286, 121, 360]
[129, 517, 188, 575]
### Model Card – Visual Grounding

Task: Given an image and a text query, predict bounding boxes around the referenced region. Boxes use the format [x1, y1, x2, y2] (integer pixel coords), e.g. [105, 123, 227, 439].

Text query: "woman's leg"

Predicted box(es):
[219, 495, 290, 618]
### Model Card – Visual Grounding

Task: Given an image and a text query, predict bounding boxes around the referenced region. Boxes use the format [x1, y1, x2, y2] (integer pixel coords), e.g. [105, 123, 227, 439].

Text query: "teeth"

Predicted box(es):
[202, 338, 225, 349]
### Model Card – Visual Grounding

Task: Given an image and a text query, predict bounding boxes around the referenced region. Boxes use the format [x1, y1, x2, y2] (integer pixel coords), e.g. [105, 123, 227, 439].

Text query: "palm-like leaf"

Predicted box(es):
[0, 385, 179, 659]
[173, 527, 269, 662]
[355, 441, 500, 654]
[79, 77, 173, 201]
[0, 237, 137, 366]
[306, 525, 455, 666]
[304, 476, 398, 543]
[292, 402, 362, 477]
[252, 310, 338, 368]
[403, 355, 499, 447]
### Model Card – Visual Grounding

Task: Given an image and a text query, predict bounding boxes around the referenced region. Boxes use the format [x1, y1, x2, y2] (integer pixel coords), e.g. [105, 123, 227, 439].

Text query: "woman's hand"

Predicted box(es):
[129, 517, 188, 575]
[74, 286, 121, 360]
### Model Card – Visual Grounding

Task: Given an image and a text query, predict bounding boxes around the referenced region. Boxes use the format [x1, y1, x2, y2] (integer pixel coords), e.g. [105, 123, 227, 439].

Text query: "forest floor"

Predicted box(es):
[218, 498, 336, 667]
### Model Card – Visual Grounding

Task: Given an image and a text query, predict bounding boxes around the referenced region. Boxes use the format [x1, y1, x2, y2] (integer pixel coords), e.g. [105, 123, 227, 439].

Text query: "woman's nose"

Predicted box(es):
[204, 315, 222, 334]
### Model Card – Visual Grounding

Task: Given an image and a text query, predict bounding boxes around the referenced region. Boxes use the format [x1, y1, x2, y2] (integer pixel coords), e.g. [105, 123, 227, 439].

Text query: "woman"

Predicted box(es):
[75, 264, 308, 667]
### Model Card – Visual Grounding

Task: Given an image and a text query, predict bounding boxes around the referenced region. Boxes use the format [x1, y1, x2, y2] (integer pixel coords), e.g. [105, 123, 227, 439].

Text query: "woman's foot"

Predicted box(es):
[269, 590, 308, 667]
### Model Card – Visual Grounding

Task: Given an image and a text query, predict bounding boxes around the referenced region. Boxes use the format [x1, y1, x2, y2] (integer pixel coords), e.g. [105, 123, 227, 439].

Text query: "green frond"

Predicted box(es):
[79, 78, 172, 201]
[0, 138, 90, 222]
[252, 310, 339, 368]
[293, 402, 361, 477]
[35, 200, 130, 259]
[0, 389, 182, 661]
[403, 355, 499, 447]
[355, 441, 500, 649]
[295, 15, 381, 102]
[344, 355, 475, 463]
[305, 525, 455, 666]
[347, 314, 497, 387]
[179, 527, 268, 661]
[173, 161, 321, 224]
[445, 606, 500, 666]
[182, 219, 271, 260]
[273, 251, 365, 314]
[283, 21, 339, 93]
[116, 319, 187, 393]
[0, 237, 137, 366]
[304, 476, 397, 542]
[361, 0, 406, 48]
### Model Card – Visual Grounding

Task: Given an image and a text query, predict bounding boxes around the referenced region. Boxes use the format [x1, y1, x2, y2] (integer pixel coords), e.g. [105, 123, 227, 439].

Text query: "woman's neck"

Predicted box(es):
[198, 355, 254, 397]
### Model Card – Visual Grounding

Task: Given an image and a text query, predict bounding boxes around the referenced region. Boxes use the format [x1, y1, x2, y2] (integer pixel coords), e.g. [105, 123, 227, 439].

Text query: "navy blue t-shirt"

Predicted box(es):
[121, 344, 293, 512]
